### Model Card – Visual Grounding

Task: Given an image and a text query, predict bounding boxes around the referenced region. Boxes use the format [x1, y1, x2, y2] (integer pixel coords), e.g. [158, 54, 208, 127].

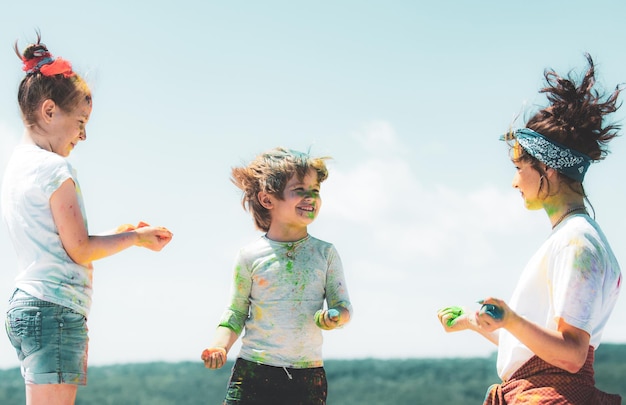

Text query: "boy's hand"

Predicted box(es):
[315, 308, 341, 330]
[201, 347, 227, 369]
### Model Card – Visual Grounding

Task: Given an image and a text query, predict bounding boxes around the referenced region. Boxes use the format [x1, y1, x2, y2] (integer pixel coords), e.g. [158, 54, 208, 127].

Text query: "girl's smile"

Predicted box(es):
[37, 97, 92, 157]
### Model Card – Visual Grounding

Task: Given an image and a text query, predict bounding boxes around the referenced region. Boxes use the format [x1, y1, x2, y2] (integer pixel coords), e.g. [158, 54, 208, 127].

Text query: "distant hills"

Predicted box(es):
[1, 344, 624, 404]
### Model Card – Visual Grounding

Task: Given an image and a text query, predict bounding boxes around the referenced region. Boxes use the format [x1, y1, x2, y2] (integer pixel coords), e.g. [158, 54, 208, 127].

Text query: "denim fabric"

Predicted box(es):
[5, 289, 88, 385]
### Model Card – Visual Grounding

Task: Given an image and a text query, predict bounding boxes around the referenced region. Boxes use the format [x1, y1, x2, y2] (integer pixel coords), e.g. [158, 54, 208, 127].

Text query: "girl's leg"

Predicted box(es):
[26, 384, 78, 405]
[6, 291, 88, 405]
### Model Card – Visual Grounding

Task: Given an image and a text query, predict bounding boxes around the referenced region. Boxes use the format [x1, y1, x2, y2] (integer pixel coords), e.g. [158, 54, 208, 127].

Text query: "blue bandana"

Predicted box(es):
[504, 128, 592, 182]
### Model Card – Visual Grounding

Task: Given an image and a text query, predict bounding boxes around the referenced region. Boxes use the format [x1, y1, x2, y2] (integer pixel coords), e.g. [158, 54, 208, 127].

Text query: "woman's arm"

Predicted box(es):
[50, 178, 172, 266]
[477, 298, 590, 373]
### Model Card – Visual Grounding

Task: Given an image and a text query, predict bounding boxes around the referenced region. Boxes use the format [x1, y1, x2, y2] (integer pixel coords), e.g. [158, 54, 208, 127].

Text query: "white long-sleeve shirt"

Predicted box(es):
[219, 234, 352, 368]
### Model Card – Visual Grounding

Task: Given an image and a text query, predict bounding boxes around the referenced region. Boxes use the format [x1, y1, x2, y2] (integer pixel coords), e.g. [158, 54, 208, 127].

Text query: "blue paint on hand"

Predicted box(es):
[328, 309, 340, 320]
[480, 304, 503, 320]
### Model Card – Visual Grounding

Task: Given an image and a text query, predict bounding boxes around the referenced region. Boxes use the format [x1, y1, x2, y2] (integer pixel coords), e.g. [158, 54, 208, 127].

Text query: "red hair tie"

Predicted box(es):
[39, 57, 75, 78]
[23, 53, 75, 78]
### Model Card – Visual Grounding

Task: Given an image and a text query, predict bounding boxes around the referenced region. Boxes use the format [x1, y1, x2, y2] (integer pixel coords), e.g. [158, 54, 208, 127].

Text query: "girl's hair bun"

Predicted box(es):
[15, 32, 74, 78]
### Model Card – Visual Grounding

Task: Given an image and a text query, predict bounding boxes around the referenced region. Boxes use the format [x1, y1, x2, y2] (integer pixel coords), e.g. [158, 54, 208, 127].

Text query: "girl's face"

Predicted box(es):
[511, 158, 544, 210]
[271, 168, 322, 228]
[46, 97, 92, 157]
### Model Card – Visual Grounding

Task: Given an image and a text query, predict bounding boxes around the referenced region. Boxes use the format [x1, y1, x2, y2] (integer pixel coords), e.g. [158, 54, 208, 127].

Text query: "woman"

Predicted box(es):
[438, 54, 622, 404]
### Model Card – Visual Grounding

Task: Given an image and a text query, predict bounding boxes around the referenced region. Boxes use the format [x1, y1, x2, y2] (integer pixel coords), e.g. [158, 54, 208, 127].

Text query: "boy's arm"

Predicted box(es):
[202, 326, 239, 369]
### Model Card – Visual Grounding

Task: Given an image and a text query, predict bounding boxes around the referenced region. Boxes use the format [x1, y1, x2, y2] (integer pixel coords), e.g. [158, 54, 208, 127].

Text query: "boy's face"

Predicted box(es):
[271, 168, 322, 227]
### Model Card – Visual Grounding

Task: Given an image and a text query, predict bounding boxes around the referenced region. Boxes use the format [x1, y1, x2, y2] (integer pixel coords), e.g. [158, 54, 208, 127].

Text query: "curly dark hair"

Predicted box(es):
[526, 53, 621, 161]
[510, 54, 622, 200]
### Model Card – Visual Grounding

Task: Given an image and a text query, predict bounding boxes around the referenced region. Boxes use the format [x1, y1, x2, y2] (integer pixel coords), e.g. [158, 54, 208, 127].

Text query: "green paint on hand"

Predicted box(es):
[442, 306, 464, 327]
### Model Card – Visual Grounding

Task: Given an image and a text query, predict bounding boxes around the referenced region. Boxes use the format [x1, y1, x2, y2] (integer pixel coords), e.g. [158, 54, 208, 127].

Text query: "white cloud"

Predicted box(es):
[351, 120, 403, 155]
[323, 120, 542, 269]
[312, 121, 553, 358]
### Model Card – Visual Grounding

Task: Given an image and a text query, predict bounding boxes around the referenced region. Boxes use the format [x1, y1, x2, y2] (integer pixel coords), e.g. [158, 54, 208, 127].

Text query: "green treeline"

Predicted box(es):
[1, 344, 624, 404]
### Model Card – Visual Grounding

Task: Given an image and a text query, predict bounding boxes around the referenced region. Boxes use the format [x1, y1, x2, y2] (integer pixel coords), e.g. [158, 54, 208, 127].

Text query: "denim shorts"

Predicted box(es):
[5, 289, 89, 385]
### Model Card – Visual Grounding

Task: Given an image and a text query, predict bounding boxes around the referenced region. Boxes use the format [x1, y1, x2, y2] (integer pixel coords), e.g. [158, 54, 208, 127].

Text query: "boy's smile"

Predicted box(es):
[264, 168, 321, 241]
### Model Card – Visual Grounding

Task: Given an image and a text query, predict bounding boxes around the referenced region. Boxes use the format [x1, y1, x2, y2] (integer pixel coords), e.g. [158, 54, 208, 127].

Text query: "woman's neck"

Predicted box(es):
[544, 197, 587, 229]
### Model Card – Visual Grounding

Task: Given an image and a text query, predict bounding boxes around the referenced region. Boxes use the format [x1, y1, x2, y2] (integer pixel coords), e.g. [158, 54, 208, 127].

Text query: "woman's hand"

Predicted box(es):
[437, 306, 475, 332]
[474, 297, 512, 333]
[437, 303, 501, 346]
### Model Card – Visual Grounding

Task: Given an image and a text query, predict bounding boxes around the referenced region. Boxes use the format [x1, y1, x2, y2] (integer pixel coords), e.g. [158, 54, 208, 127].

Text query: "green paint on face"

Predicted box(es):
[295, 189, 319, 199]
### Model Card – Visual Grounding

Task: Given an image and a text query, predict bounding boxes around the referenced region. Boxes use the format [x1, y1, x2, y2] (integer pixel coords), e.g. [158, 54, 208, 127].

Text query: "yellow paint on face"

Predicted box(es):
[513, 141, 524, 161]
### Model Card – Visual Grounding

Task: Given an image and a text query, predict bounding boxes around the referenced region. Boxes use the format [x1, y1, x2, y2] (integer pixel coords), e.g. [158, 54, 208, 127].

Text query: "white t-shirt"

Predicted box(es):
[1, 144, 93, 316]
[496, 214, 621, 380]
[219, 234, 352, 368]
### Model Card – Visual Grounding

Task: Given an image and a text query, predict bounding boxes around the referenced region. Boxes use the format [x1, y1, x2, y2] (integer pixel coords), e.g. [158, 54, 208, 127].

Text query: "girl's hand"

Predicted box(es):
[115, 221, 150, 234]
[315, 308, 341, 330]
[201, 347, 227, 369]
[116, 224, 136, 233]
[134, 225, 173, 251]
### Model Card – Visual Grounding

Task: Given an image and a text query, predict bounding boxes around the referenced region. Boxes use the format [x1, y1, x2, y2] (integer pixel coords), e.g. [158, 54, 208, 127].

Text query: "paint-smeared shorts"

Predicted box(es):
[5, 289, 89, 385]
[223, 358, 327, 405]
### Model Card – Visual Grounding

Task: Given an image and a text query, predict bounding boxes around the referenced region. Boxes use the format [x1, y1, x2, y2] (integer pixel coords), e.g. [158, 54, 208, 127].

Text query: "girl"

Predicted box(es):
[438, 54, 622, 404]
[201, 147, 352, 405]
[2, 34, 173, 405]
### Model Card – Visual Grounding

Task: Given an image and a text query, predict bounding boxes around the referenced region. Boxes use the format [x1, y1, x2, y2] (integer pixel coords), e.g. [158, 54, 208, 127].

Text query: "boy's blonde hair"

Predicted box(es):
[231, 147, 330, 232]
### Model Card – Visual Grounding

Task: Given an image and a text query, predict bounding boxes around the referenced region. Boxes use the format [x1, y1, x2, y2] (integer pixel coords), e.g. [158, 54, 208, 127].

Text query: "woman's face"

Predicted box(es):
[511, 158, 544, 210]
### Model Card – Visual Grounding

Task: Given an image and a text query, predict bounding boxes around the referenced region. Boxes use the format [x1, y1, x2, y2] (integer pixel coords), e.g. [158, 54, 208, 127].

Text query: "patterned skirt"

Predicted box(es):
[483, 346, 621, 404]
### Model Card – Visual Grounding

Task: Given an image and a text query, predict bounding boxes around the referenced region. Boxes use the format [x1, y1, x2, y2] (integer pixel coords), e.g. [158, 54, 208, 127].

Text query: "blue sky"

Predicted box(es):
[1, 1, 625, 368]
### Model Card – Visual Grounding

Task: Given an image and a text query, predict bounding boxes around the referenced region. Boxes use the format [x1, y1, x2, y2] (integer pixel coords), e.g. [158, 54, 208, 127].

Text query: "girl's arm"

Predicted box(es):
[50, 179, 172, 266]
[477, 298, 590, 373]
